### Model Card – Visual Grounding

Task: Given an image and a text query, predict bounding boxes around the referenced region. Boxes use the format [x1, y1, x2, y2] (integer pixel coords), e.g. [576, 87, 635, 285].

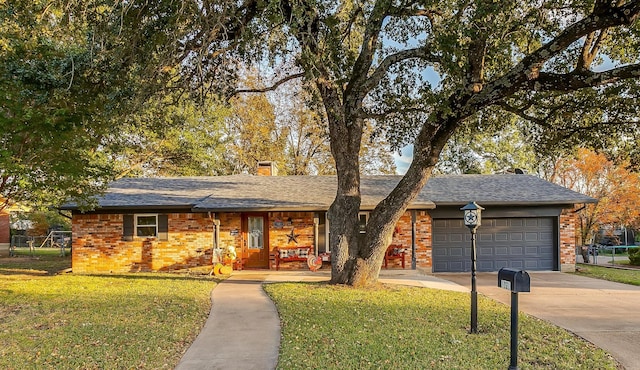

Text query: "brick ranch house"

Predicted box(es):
[62, 163, 595, 274]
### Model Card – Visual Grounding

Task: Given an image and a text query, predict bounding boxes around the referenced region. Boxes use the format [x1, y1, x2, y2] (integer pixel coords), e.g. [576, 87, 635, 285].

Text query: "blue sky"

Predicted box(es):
[393, 146, 413, 175]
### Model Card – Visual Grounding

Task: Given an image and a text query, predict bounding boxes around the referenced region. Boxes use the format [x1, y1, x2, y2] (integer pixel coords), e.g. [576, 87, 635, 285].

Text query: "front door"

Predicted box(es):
[242, 214, 269, 268]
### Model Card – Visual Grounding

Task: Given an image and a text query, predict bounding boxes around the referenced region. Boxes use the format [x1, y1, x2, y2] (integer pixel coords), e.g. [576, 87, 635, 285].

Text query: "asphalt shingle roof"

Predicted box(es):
[63, 174, 595, 212]
[423, 174, 596, 206]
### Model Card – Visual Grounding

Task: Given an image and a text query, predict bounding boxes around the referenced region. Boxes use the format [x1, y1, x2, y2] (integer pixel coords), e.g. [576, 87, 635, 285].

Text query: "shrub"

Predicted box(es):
[629, 247, 640, 266]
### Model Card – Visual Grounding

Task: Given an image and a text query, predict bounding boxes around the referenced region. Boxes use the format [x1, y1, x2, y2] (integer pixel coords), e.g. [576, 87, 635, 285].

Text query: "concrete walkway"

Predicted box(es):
[174, 270, 464, 370]
[176, 269, 640, 370]
[175, 273, 280, 370]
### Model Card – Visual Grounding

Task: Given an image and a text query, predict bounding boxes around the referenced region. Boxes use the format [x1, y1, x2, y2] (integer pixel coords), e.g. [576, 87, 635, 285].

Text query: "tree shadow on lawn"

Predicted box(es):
[83, 272, 225, 283]
[0, 267, 52, 276]
[0, 256, 71, 276]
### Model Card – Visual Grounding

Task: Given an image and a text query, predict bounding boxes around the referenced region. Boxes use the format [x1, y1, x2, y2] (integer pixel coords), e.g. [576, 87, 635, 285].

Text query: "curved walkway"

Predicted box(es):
[175, 273, 281, 370]
[176, 270, 640, 370]
[174, 270, 463, 370]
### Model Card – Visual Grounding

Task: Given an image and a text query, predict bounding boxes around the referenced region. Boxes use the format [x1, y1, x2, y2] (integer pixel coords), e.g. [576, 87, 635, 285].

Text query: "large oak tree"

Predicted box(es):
[204, 0, 639, 286]
[7, 1, 640, 286]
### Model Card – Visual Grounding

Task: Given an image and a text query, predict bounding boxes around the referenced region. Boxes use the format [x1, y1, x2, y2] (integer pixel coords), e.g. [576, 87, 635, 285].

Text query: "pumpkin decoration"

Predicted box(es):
[213, 263, 223, 276]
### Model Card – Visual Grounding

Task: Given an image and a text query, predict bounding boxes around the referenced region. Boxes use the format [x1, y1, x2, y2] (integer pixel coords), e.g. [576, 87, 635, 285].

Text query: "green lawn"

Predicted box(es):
[1, 247, 73, 274]
[265, 283, 618, 370]
[0, 251, 622, 369]
[0, 250, 216, 369]
[576, 263, 640, 286]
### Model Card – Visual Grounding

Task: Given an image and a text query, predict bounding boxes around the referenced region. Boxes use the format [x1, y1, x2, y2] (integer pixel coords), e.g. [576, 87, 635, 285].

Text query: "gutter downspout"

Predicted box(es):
[411, 210, 417, 270]
[208, 212, 221, 264]
[313, 213, 319, 256]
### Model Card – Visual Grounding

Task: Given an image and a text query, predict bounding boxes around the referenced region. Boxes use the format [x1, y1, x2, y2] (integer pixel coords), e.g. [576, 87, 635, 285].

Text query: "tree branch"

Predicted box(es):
[531, 64, 640, 92]
[341, 5, 363, 44]
[360, 46, 440, 98]
[344, 0, 390, 101]
[232, 72, 305, 95]
[361, 106, 429, 120]
[496, 102, 546, 125]
[469, 1, 640, 109]
[576, 29, 609, 71]
[388, 6, 441, 21]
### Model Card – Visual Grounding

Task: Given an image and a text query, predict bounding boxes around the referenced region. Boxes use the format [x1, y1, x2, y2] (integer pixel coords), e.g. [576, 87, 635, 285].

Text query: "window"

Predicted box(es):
[136, 214, 158, 237]
[247, 216, 264, 249]
[123, 214, 168, 241]
[359, 212, 368, 234]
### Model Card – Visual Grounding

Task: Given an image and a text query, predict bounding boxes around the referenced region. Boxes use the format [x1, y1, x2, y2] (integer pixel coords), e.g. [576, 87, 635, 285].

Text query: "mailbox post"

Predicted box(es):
[498, 268, 530, 370]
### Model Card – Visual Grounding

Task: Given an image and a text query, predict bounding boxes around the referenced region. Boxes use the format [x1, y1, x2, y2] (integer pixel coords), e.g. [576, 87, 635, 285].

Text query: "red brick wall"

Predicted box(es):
[0, 210, 9, 244]
[72, 210, 573, 273]
[217, 212, 243, 263]
[268, 212, 316, 270]
[386, 211, 432, 269]
[559, 211, 577, 272]
[72, 213, 214, 273]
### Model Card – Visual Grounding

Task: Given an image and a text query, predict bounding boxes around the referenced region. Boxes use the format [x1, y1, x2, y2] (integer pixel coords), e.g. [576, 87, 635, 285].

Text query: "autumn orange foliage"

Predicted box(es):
[550, 148, 640, 244]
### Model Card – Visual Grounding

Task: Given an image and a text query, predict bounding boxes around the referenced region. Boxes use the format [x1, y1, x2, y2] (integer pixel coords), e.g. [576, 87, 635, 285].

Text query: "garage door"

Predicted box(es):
[432, 218, 555, 272]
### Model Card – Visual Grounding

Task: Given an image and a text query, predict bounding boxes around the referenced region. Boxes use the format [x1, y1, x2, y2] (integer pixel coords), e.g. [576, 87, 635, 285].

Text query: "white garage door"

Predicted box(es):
[432, 217, 555, 272]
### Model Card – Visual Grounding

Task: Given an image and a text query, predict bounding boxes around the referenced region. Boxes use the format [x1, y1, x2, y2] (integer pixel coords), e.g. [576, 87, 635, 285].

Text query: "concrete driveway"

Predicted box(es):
[437, 272, 640, 370]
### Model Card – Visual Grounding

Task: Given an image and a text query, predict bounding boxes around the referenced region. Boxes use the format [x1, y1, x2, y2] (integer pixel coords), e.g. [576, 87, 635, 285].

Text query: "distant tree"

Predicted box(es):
[105, 94, 232, 178]
[360, 120, 397, 175]
[276, 86, 335, 175]
[550, 148, 640, 258]
[435, 118, 540, 175]
[226, 89, 288, 174]
[237, 76, 396, 176]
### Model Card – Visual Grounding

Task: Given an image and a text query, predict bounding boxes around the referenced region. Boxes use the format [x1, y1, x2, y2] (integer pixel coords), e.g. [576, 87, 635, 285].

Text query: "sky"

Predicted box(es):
[393, 146, 414, 175]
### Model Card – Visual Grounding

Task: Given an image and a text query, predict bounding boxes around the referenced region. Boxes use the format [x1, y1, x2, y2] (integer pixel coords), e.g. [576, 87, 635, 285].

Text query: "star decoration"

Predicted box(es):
[287, 227, 300, 244]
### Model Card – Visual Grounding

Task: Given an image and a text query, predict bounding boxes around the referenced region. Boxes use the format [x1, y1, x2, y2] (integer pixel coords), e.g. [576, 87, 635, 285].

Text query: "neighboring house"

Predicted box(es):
[0, 199, 26, 254]
[61, 162, 595, 274]
[0, 208, 9, 254]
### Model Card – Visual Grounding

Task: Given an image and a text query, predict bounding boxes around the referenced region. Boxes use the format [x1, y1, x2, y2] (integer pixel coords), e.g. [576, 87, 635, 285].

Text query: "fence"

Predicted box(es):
[9, 231, 72, 256]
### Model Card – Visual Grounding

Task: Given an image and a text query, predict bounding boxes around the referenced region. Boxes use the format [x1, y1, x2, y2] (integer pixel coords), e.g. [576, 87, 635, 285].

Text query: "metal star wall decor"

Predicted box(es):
[287, 227, 299, 244]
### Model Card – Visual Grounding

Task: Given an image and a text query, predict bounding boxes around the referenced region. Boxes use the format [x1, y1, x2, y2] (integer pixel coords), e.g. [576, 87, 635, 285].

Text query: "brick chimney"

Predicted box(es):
[257, 161, 278, 176]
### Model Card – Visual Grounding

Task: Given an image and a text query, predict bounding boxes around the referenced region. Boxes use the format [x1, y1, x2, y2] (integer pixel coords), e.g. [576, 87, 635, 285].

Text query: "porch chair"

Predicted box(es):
[383, 244, 406, 269]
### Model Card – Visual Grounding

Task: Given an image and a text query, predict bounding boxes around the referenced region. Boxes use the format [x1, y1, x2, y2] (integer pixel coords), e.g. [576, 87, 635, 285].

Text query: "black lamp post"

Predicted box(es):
[461, 201, 484, 334]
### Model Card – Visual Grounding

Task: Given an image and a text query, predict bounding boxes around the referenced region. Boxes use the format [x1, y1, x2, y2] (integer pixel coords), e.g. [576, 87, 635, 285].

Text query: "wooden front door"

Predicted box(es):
[242, 214, 269, 268]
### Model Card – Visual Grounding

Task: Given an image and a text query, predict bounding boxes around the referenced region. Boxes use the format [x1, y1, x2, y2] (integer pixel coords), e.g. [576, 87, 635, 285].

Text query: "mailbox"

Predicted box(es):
[498, 268, 530, 293]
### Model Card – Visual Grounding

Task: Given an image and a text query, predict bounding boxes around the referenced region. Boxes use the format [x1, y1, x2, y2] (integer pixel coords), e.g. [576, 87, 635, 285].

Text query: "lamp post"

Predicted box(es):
[461, 201, 484, 334]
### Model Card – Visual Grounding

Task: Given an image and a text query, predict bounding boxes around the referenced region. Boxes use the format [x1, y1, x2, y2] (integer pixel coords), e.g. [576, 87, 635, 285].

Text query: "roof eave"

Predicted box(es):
[432, 199, 597, 207]
[66, 204, 196, 212]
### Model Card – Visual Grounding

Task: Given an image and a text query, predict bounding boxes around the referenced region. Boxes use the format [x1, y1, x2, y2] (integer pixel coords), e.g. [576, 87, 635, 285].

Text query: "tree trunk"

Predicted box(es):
[342, 114, 461, 287]
[317, 83, 364, 284]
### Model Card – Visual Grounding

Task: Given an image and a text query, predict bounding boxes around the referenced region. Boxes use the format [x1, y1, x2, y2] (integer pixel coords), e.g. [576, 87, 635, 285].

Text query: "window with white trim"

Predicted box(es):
[135, 214, 158, 237]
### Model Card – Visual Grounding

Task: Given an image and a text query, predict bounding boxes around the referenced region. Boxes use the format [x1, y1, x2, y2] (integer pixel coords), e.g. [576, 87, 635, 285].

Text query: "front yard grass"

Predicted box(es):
[265, 283, 618, 370]
[576, 263, 640, 286]
[0, 251, 216, 369]
[1, 248, 73, 275]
